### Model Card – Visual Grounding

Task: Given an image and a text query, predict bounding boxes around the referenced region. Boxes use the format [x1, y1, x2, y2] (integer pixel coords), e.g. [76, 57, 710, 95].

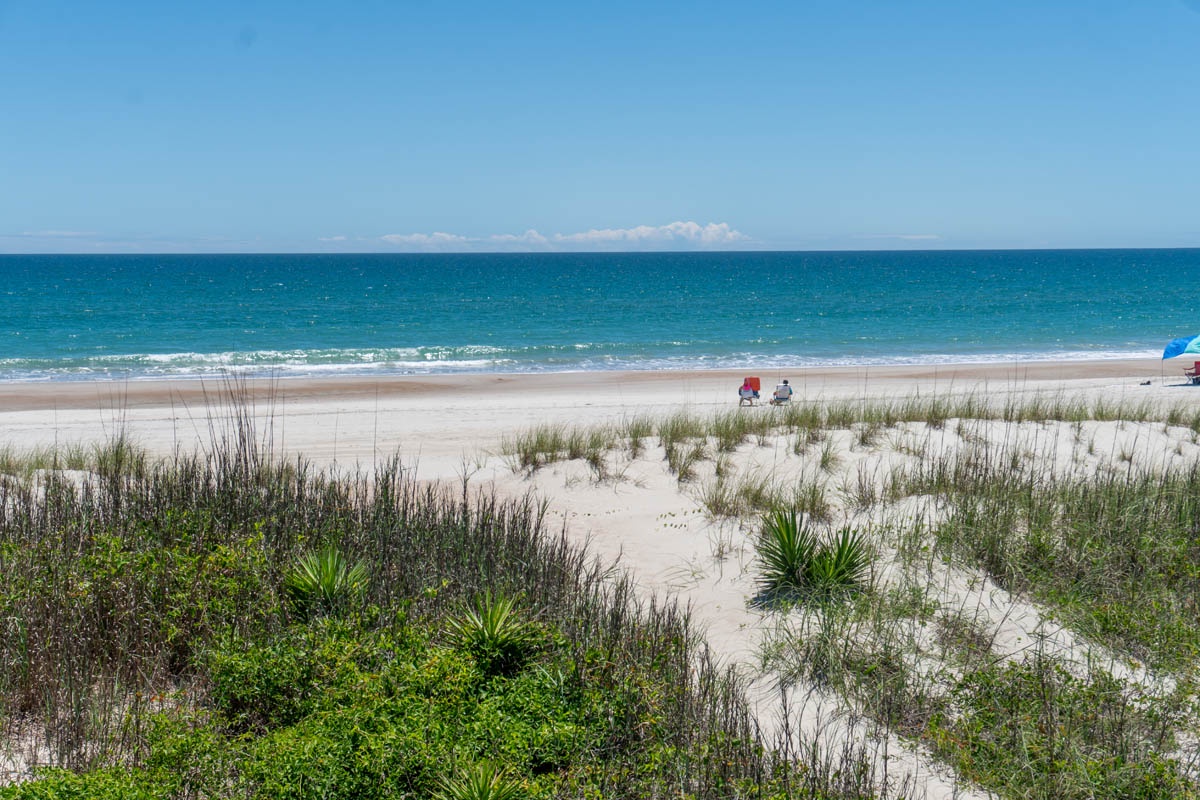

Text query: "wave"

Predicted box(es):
[0, 345, 1165, 383]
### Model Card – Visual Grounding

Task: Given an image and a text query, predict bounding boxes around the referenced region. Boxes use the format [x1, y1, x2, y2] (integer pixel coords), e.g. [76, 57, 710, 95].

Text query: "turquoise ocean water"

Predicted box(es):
[0, 250, 1195, 382]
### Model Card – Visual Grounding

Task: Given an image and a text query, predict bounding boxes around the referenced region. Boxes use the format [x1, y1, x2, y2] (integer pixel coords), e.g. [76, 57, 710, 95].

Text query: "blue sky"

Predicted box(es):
[2, 1, 1199, 253]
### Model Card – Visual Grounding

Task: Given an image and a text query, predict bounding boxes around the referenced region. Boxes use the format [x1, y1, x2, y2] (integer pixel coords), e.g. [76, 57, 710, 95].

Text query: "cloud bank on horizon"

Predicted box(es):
[0, 222, 955, 254]
[0, 221, 751, 254]
[377, 221, 750, 252]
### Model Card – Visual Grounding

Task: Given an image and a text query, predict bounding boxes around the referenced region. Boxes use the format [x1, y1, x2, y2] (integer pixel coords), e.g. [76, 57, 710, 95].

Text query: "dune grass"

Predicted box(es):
[0, 436, 142, 480]
[890, 446, 1200, 672]
[699, 469, 833, 523]
[0, 400, 900, 799]
[760, 405, 1200, 798]
[502, 391, 1200, 494]
[501, 391, 1200, 798]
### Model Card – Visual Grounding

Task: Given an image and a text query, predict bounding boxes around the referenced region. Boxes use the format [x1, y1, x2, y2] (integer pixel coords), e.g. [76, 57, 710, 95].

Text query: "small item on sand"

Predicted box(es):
[1140, 380, 1151, 386]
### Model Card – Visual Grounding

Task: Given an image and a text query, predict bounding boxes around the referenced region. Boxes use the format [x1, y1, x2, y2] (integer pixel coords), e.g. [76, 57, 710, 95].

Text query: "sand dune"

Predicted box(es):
[4, 357, 1198, 797]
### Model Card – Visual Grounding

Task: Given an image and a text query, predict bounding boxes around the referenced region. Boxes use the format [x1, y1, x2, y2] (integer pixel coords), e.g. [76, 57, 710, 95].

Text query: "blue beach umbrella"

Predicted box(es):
[1163, 334, 1200, 359]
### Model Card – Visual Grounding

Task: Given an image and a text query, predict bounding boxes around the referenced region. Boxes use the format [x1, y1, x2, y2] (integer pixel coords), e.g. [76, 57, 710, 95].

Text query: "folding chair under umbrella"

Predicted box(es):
[1163, 334, 1200, 384]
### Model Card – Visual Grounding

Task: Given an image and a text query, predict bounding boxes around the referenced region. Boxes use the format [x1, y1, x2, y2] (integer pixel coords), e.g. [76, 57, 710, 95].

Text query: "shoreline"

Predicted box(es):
[0, 356, 1185, 477]
[0, 349, 1166, 386]
[0, 357, 1177, 413]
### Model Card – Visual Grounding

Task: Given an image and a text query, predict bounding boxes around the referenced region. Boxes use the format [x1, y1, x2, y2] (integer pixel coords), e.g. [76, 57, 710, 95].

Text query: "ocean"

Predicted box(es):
[0, 249, 1194, 382]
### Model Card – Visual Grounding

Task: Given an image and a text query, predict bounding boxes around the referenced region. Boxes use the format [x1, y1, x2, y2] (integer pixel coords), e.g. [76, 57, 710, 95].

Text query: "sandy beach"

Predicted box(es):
[6, 356, 1199, 798]
[0, 357, 1178, 467]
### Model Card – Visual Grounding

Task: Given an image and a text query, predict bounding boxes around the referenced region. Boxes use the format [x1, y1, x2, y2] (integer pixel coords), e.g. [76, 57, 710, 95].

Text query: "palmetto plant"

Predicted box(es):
[282, 546, 369, 620]
[756, 508, 819, 593]
[447, 590, 539, 676]
[435, 762, 528, 800]
[806, 527, 870, 595]
[756, 509, 869, 601]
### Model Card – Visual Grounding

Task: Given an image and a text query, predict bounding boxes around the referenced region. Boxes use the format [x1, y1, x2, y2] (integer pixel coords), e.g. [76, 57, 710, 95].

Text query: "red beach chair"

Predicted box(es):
[1185, 361, 1200, 385]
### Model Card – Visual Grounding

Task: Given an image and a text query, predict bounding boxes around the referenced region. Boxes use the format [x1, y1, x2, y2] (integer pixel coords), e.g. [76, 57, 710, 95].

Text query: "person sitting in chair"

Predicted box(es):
[738, 379, 759, 406]
[770, 379, 793, 405]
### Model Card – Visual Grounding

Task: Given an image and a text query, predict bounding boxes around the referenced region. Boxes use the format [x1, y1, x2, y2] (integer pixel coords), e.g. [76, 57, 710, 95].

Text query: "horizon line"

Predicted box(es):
[3, 244, 1200, 257]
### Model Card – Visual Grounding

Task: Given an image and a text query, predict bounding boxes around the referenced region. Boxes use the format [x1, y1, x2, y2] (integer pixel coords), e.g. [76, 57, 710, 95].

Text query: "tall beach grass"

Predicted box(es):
[0, 389, 900, 798]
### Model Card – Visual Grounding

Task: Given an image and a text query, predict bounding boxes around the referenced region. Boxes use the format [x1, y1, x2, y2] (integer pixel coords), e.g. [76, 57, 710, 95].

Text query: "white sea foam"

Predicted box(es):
[0, 346, 1165, 383]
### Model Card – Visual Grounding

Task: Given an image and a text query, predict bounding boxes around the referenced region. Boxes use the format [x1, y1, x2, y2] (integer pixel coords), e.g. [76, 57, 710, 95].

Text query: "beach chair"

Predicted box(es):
[1185, 361, 1200, 385]
[769, 381, 794, 405]
[739, 376, 761, 406]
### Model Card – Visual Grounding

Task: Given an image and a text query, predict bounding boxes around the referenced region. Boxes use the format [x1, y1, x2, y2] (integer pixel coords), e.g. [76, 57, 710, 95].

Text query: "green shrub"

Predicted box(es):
[242, 705, 443, 800]
[0, 767, 171, 800]
[142, 713, 238, 798]
[466, 664, 597, 775]
[205, 632, 314, 732]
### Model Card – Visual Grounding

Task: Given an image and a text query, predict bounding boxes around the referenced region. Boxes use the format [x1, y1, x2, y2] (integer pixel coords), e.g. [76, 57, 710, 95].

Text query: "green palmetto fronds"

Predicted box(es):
[756, 509, 870, 601]
[282, 546, 369, 620]
[435, 762, 528, 800]
[446, 590, 539, 676]
[756, 508, 820, 593]
[806, 527, 870, 595]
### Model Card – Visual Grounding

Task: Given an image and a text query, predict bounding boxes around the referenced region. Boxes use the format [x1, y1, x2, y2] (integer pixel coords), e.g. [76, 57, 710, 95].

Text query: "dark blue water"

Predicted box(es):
[0, 250, 1192, 381]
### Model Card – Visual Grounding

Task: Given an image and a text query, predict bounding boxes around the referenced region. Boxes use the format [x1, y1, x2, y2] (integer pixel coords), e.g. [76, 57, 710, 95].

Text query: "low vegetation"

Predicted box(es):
[502, 391, 1200, 798]
[0, 407, 892, 798]
[9, 389, 1200, 798]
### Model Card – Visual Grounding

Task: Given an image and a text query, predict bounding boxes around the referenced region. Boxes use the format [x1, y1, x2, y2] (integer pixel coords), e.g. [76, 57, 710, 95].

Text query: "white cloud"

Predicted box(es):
[378, 221, 750, 252]
[379, 232, 471, 251]
[487, 229, 550, 246]
[380, 231, 469, 244]
[555, 221, 747, 247]
[318, 235, 347, 242]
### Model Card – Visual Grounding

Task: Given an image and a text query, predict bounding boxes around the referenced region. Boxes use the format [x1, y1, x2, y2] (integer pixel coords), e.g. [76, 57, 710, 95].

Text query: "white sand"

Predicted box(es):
[0, 358, 1178, 467]
[4, 357, 1198, 797]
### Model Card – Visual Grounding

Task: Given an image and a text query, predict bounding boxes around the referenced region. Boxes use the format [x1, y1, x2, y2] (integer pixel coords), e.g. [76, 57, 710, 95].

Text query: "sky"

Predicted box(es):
[2, 1, 1199, 254]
